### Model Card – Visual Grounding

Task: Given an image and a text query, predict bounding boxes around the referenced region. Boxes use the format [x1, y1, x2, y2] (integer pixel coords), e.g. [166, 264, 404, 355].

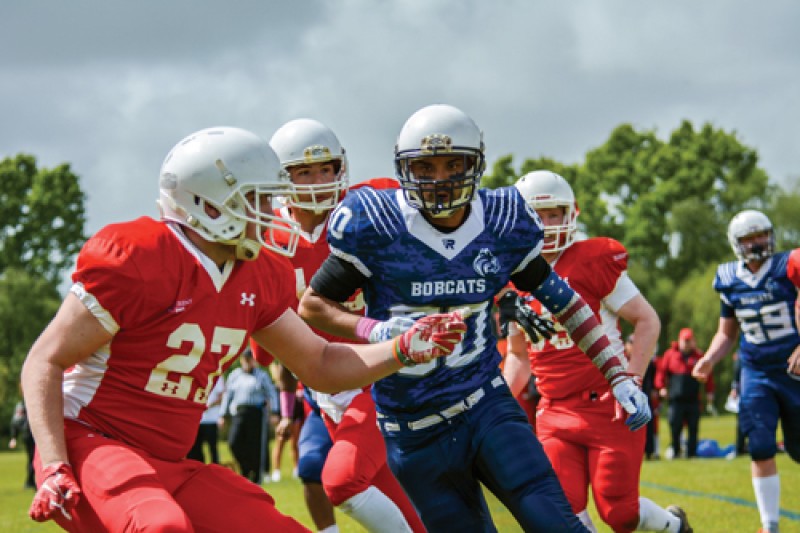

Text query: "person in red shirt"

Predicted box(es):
[504, 170, 692, 533]
[20, 126, 466, 532]
[656, 328, 714, 459]
[264, 118, 425, 533]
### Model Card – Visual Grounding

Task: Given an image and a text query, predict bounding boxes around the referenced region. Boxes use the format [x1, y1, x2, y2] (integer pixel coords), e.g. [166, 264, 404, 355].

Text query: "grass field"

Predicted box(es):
[1, 414, 798, 532]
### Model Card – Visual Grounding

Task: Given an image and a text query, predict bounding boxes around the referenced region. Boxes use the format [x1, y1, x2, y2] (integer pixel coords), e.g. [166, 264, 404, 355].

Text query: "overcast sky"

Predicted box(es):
[2, 1, 798, 237]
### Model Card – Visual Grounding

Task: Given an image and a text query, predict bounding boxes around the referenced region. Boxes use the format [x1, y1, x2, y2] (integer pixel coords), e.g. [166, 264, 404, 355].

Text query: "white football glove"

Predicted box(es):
[367, 316, 417, 344]
[610, 374, 651, 431]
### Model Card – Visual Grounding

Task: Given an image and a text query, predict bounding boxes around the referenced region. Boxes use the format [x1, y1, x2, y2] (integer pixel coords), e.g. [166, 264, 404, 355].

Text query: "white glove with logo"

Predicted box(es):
[610, 373, 651, 431]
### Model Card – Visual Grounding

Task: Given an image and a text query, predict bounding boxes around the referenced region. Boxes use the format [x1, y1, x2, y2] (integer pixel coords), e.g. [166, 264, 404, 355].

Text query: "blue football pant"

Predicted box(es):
[381, 384, 587, 532]
[297, 408, 333, 483]
[740, 366, 800, 462]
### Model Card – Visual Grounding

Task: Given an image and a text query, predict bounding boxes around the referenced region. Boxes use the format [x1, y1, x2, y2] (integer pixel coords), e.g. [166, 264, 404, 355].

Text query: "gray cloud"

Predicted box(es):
[1, 0, 797, 243]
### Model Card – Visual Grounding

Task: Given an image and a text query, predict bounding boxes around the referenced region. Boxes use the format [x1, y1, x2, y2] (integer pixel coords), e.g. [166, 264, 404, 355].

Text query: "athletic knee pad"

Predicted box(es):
[297, 450, 326, 483]
[748, 429, 778, 461]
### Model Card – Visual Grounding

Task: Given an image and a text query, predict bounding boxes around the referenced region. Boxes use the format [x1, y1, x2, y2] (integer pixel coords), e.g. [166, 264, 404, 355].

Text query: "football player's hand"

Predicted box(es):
[496, 290, 556, 342]
[29, 462, 81, 522]
[394, 308, 470, 366]
[367, 316, 417, 344]
[610, 373, 651, 431]
[692, 356, 713, 382]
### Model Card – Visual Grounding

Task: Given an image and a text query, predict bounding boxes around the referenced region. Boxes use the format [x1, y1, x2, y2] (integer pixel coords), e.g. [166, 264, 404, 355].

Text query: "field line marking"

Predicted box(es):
[641, 481, 800, 521]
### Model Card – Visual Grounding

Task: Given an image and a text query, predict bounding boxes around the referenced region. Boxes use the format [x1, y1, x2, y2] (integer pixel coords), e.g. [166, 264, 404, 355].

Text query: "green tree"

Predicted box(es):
[0, 154, 86, 438]
[481, 120, 784, 358]
[580, 121, 772, 282]
[1, 154, 86, 286]
[0, 268, 63, 437]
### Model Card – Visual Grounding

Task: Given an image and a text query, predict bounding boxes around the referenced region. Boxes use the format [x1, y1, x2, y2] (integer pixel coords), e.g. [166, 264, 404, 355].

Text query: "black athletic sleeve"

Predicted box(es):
[309, 254, 368, 303]
[509, 255, 552, 292]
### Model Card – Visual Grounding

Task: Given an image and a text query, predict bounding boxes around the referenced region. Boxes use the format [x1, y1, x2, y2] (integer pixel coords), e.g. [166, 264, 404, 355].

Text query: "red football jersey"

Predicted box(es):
[276, 206, 365, 341]
[524, 238, 637, 399]
[64, 217, 296, 461]
[788, 248, 800, 286]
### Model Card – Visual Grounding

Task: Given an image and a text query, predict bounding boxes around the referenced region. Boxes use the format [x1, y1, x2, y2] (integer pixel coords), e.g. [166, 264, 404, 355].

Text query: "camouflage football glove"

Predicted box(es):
[393, 308, 470, 366]
[496, 290, 556, 342]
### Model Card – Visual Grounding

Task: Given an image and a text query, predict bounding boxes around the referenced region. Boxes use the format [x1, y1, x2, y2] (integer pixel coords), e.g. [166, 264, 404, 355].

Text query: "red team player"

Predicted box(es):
[265, 118, 425, 532]
[503, 171, 692, 533]
[790, 248, 800, 377]
[20, 126, 467, 532]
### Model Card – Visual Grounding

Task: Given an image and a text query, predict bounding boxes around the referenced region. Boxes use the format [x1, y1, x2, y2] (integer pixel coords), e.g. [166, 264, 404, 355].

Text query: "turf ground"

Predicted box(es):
[1, 414, 798, 532]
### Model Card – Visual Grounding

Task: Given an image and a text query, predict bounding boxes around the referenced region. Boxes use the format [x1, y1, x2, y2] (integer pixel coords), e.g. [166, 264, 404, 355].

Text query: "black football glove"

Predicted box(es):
[497, 290, 556, 342]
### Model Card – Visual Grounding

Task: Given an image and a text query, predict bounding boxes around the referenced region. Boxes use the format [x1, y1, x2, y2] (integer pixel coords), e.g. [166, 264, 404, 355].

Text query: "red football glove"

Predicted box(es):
[29, 462, 81, 522]
[393, 308, 470, 366]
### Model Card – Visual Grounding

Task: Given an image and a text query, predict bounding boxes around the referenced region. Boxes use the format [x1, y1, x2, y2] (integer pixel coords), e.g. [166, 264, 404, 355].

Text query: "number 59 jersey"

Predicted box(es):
[326, 186, 544, 418]
[714, 251, 800, 370]
[64, 217, 295, 461]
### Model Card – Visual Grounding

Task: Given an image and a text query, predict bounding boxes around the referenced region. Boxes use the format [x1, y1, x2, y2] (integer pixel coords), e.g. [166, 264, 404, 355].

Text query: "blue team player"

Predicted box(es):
[693, 209, 800, 533]
[298, 103, 650, 532]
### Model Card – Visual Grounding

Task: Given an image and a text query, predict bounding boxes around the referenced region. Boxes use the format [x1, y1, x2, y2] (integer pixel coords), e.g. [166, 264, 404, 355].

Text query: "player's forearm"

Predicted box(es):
[301, 342, 404, 393]
[503, 333, 532, 397]
[298, 288, 363, 340]
[21, 357, 69, 466]
[701, 333, 736, 367]
[534, 273, 627, 384]
[623, 310, 660, 377]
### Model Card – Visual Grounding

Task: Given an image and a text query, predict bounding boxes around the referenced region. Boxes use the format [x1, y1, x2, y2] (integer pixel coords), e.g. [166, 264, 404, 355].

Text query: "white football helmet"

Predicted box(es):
[514, 170, 579, 253]
[727, 209, 774, 261]
[270, 118, 349, 214]
[158, 126, 300, 260]
[394, 104, 485, 218]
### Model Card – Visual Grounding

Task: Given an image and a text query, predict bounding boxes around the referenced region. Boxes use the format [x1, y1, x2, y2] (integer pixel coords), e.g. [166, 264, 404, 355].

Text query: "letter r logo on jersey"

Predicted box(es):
[240, 293, 256, 306]
[443, 238, 456, 250]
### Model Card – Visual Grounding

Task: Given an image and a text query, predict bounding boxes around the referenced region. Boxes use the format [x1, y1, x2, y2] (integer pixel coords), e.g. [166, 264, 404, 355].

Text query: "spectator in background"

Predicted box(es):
[220, 349, 278, 484]
[657, 328, 714, 459]
[9, 399, 36, 489]
[187, 375, 226, 464]
[628, 335, 662, 461]
[269, 363, 303, 483]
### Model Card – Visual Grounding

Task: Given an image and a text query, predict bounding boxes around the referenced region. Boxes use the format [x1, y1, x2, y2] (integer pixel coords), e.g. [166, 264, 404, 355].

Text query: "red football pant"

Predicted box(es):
[322, 391, 425, 533]
[36, 419, 309, 532]
[537, 391, 645, 533]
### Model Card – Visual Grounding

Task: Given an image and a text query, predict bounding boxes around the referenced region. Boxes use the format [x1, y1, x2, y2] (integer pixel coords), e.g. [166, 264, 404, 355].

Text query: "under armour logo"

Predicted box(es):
[161, 382, 180, 395]
[443, 238, 456, 250]
[241, 293, 256, 306]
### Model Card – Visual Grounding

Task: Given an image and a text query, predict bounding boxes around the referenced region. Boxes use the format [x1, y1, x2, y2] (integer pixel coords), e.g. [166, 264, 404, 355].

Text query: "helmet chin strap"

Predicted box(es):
[235, 238, 261, 261]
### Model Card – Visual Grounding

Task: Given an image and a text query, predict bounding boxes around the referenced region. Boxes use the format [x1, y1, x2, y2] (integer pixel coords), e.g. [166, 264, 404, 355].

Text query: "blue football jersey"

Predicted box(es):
[714, 251, 800, 370]
[326, 186, 544, 418]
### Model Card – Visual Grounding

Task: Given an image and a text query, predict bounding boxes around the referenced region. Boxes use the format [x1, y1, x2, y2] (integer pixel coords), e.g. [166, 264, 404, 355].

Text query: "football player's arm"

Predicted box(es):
[616, 293, 660, 377]
[298, 254, 366, 340]
[513, 255, 651, 430]
[252, 308, 467, 393]
[692, 308, 739, 382]
[22, 292, 113, 468]
[512, 256, 628, 381]
[502, 324, 532, 397]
